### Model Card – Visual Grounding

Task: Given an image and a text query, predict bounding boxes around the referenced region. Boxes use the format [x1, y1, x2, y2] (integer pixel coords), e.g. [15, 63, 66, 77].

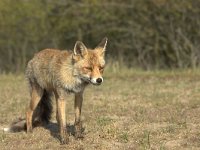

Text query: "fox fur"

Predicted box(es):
[4, 37, 108, 144]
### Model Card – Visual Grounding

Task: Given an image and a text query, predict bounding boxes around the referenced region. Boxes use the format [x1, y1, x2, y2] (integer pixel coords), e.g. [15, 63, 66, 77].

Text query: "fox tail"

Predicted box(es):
[3, 90, 52, 132]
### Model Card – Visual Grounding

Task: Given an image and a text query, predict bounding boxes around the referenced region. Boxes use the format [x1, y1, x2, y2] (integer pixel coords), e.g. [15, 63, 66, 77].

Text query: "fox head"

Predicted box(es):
[72, 37, 107, 85]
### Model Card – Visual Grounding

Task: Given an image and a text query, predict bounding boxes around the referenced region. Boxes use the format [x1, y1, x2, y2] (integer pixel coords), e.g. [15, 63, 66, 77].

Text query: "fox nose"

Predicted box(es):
[96, 78, 103, 84]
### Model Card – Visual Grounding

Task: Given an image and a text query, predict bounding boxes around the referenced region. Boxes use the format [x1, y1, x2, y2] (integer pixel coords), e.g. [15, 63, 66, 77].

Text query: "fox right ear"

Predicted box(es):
[73, 41, 88, 57]
[95, 37, 108, 57]
[96, 37, 108, 51]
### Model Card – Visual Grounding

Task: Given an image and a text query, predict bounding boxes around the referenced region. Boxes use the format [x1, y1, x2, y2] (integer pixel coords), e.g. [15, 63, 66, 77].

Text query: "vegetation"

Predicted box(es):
[0, 0, 200, 72]
[1, 1, 200, 149]
[1, 70, 200, 149]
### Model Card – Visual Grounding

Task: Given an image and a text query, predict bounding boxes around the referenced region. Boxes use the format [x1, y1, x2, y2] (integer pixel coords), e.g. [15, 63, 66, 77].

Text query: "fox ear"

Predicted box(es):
[96, 37, 108, 56]
[73, 41, 88, 57]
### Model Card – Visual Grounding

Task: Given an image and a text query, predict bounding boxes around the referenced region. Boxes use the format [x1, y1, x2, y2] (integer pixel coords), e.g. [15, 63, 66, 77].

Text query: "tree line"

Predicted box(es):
[0, 0, 200, 72]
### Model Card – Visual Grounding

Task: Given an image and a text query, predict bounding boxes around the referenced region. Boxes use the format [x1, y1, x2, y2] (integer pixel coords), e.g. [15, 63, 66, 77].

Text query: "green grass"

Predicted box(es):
[1, 69, 200, 149]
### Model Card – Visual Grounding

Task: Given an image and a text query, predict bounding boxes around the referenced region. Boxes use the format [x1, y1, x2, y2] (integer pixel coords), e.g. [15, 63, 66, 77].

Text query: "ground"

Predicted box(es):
[1, 69, 200, 149]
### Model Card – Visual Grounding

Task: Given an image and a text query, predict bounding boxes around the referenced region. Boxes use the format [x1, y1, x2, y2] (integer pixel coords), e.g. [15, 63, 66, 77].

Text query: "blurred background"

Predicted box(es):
[0, 0, 200, 72]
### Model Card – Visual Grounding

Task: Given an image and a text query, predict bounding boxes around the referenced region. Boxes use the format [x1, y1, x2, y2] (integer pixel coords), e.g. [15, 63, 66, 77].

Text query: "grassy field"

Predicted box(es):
[1, 69, 200, 149]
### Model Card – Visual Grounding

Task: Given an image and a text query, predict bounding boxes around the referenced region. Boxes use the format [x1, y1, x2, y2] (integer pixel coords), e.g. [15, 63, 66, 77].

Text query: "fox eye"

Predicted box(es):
[99, 66, 104, 71]
[83, 67, 92, 71]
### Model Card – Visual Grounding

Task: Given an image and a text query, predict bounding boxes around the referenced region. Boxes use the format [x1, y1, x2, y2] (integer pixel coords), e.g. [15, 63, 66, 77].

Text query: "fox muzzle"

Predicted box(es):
[90, 77, 103, 85]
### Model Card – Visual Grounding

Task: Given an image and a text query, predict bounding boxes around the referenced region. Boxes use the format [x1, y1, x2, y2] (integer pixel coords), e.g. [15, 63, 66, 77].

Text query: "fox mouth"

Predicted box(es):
[82, 78, 101, 86]
[80, 76, 102, 86]
[85, 79, 101, 85]
[90, 82, 101, 86]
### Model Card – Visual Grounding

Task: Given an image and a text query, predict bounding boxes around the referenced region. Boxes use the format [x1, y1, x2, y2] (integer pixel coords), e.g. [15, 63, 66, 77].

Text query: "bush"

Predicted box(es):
[0, 0, 200, 72]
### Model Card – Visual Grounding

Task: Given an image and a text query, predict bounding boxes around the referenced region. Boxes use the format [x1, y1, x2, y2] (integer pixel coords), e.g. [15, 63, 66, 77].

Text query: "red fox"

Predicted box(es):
[4, 37, 108, 144]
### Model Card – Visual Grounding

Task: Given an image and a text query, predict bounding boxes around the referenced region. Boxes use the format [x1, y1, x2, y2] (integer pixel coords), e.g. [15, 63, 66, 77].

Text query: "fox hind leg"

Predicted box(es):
[26, 81, 43, 133]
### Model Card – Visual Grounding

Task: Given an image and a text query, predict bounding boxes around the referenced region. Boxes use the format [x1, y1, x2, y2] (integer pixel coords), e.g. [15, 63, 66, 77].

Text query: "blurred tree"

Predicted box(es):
[0, 0, 200, 72]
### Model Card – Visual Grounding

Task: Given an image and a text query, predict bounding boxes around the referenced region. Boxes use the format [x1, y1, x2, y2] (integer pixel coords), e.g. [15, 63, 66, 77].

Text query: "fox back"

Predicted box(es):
[26, 38, 107, 93]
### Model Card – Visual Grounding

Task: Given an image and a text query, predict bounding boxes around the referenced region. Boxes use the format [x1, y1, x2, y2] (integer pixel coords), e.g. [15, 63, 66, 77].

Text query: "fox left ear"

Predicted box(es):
[73, 41, 88, 57]
[96, 37, 108, 57]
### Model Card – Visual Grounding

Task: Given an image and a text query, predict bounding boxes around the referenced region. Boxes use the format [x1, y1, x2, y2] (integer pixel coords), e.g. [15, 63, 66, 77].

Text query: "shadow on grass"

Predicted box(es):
[44, 122, 85, 142]
[6, 118, 85, 143]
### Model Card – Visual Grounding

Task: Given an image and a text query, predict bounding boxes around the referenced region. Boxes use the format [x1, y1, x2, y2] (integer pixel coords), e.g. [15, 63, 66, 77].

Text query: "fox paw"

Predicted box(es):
[60, 136, 69, 145]
[26, 128, 33, 133]
[75, 132, 84, 139]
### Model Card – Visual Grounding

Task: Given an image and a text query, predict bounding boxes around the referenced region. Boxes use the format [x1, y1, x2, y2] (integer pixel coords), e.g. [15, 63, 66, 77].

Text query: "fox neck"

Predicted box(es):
[59, 59, 87, 93]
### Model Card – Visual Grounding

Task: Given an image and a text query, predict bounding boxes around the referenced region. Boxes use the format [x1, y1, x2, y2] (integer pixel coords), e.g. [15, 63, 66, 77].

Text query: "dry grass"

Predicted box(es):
[1, 69, 200, 149]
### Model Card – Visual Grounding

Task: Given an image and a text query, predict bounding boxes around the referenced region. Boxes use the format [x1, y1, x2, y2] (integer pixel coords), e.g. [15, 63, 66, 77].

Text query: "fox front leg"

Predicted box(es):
[55, 90, 69, 144]
[57, 98, 69, 144]
[74, 91, 84, 139]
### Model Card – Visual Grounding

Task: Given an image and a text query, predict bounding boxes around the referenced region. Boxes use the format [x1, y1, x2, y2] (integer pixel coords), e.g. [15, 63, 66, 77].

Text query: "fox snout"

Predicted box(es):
[90, 77, 103, 85]
[73, 37, 107, 86]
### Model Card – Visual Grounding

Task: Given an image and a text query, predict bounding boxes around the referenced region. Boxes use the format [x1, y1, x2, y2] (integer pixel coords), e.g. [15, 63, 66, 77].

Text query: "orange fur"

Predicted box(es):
[24, 37, 108, 144]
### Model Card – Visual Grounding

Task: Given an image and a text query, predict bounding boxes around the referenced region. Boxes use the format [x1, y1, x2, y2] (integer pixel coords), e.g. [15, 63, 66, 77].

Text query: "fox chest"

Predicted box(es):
[60, 78, 87, 93]
[64, 83, 85, 93]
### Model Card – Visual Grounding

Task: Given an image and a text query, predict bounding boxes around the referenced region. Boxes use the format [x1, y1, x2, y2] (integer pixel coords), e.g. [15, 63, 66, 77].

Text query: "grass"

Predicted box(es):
[1, 69, 200, 149]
